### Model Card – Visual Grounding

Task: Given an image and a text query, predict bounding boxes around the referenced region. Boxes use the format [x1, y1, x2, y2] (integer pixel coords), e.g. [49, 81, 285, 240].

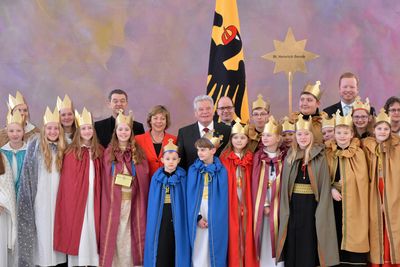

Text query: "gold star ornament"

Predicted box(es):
[262, 28, 319, 74]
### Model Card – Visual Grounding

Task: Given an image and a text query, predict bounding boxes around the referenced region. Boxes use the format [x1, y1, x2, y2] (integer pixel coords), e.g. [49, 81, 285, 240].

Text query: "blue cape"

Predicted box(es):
[187, 157, 228, 267]
[144, 166, 191, 267]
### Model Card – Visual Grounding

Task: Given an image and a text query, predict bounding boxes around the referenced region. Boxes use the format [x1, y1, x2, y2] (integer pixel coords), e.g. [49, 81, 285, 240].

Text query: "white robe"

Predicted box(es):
[0, 157, 16, 267]
[33, 153, 66, 266]
[68, 158, 99, 267]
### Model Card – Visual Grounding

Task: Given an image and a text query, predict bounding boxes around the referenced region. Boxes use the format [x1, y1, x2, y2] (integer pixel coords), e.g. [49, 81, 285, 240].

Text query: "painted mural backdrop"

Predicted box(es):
[1, 0, 399, 134]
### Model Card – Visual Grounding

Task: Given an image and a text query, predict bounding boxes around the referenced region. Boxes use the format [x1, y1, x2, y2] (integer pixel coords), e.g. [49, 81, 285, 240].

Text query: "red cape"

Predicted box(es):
[54, 147, 103, 254]
[99, 146, 149, 267]
[135, 131, 176, 177]
[220, 150, 259, 267]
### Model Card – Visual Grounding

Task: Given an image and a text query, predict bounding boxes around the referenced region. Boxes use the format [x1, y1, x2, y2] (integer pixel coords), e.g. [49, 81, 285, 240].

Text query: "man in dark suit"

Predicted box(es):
[324, 72, 375, 116]
[94, 89, 145, 148]
[177, 95, 231, 170]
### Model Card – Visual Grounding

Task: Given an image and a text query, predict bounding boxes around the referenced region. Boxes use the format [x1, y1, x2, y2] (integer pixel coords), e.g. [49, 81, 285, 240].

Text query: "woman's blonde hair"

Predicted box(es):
[66, 125, 103, 160]
[287, 129, 314, 165]
[40, 123, 66, 172]
[109, 126, 145, 164]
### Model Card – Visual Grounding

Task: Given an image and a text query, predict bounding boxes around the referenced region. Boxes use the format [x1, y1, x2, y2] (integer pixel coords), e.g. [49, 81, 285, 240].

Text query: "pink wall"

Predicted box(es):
[1, 0, 399, 135]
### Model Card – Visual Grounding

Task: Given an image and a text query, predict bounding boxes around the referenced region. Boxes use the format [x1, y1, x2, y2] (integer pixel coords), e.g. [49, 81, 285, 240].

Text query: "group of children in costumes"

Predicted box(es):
[0, 87, 399, 267]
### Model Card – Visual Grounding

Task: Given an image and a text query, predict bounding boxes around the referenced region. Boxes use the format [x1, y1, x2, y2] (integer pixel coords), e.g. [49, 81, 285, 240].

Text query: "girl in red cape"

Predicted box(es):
[220, 120, 258, 267]
[99, 112, 150, 267]
[54, 108, 103, 266]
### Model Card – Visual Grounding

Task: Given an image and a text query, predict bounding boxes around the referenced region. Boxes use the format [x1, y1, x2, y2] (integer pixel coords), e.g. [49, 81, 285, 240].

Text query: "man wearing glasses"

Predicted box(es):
[216, 96, 235, 126]
[248, 94, 270, 152]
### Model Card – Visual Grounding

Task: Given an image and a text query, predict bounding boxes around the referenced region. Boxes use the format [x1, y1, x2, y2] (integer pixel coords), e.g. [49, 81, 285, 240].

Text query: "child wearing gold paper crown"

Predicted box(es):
[321, 113, 335, 142]
[362, 109, 400, 266]
[276, 114, 339, 267]
[0, 112, 18, 267]
[325, 110, 369, 266]
[187, 133, 228, 267]
[280, 116, 295, 150]
[54, 108, 103, 266]
[1, 109, 27, 196]
[144, 139, 190, 267]
[100, 111, 149, 267]
[289, 81, 325, 144]
[0, 91, 40, 147]
[56, 95, 76, 144]
[251, 116, 285, 267]
[352, 97, 374, 139]
[17, 106, 67, 267]
[248, 94, 270, 152]
[219, 120, 258, 267]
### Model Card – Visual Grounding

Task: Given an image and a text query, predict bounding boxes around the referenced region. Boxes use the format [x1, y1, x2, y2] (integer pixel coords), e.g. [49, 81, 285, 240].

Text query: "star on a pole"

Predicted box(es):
[262, 28, 319, 74]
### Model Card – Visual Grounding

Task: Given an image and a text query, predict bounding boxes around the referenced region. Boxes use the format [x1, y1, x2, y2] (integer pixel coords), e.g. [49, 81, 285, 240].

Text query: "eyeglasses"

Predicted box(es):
[388, 108, 400, 113]
[217, 106, 234, 111]
[353, 115, 369, 120]
[252, 112, 269, 117]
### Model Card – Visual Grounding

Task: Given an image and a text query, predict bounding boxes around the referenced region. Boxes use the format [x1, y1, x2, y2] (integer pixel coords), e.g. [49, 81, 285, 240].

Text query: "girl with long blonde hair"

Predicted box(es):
[18, 106, 67, 267]
[276, 114, 339, 267]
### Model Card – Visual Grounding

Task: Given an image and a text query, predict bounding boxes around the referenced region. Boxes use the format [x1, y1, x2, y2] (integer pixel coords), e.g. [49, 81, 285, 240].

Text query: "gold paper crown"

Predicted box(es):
[6, 109, 24, 126]
[75, 107, 93, 127]
[322, 113, 335, 128]
[8, 91, 26, 110]
[204, 130, 224, 147]
[43, 106, 60, 125]
[303, 81, 322, 100]
[252, 94, 269, 110]
[116, 111, 133, 127]
[281, 116, 295, 132]
[335, 110, 353, 127]
[352, 96, 371, 113]
[263, 115, 280, 134]
[375, 108, 391, 125]
[56, 94, 73, 111]
[231, 118, 248, 135]
[296, 114, 312, 131]
[163, 138, 178, 153]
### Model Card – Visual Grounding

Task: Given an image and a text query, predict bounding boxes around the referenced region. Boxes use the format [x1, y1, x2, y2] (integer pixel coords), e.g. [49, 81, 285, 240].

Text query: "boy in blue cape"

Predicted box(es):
[144, 138, 190, 267]
[187, 134, 228, 267]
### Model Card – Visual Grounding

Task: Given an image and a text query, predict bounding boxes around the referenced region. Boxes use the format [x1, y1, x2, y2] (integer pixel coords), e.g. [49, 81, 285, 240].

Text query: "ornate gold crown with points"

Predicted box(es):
[204, 130, 223, 148]
[321, 113, 335, 128]
[335, 110, 353, 127]
[281, 116, 295, 132]
[163, 138, 178, 153]
[116, 111, 133, 127]
[252, 94, 270, 111]
[6, 109, 24, 126]
[75, 107, 92, 127]
[8, 91, 26, 110]
[231, 118, 248, 135]
[375, 108, 391, 125]
[303, 80, 322, 100]
[43, 106, 60, 125]
[352, 96, 370, 113]
[296, 114, 312, 131]
[56, 94, 73, 111]
[263, 115, 280, 134]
